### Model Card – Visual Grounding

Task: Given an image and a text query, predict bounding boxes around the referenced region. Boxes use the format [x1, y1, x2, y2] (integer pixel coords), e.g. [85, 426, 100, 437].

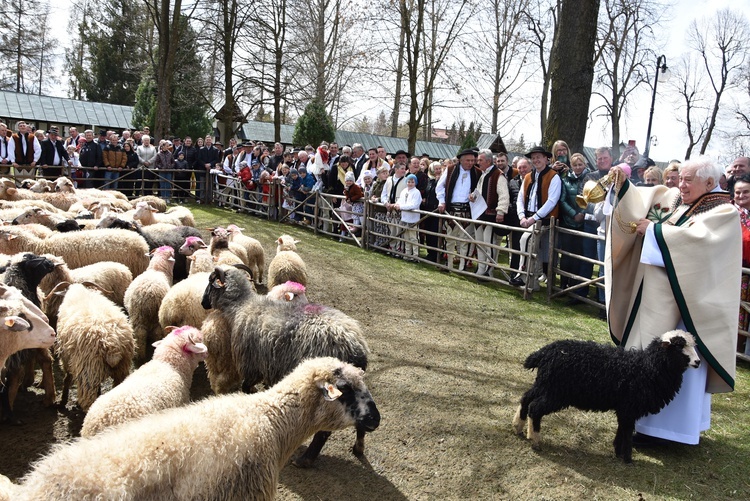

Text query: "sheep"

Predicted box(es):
[124, 246, 175, 364]
[0, 254, 57, 418]
[1, 222, 53, 239]
[0, 227, 150, 279]
[0, 178, 79, 211]
[39, 255, 132, 329]
[0, 198, 60, 213]
[267, 281, 308, 303]
[97, 214, 202, 282]
[512, 330, 701, 464]
[52, 282, 135, 411]
[158, 249, 216, 331]
[10, 357, 379, 501]
[130, 195, 167, 213]
[133, 201, 195, 227]
[267, 234, 307, 289]
[0, 284, 56, 370]
[209, 227, 250, 268]
[80, 325, 207, 437]
[201, 266, 371, 466]
[226, 224, 266, 284]
[53, 176, 129, 203]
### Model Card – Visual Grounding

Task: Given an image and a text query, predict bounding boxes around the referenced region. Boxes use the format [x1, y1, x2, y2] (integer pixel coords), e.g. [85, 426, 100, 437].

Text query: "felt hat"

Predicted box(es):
[457, 148, 478, 159]
[394, 149, 409, 157]
[524, 146, 553, 159]
[48, 126, 59, 135]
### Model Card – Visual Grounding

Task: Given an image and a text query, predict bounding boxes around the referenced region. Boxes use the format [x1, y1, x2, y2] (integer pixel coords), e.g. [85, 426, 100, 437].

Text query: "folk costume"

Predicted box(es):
[605, 181, 740, 444]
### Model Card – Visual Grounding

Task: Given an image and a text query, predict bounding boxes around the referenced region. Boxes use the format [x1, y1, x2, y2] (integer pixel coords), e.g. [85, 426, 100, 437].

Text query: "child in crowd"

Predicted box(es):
[173, 151, 189, 203]
[339, 171, 364, 239]
[391, 173, 423, 260]
[297, 166, 316, 224]
[287, 168, 301, 221]
[362, 171, 375, 199]
[66, 145, 80, 186]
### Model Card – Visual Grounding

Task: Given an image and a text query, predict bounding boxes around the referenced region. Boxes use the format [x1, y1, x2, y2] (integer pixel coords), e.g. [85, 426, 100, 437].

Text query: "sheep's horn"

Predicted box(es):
[80, 281, 113, 296]
[44, 281, 72, 300]
[233, 264, 254, 280]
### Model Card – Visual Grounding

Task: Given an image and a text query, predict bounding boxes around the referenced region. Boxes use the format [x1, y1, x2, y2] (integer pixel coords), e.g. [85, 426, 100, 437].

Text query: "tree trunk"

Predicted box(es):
[391, 26, 405, 137]
[154, 0, 183, 142]
[543, 0, 600, 153]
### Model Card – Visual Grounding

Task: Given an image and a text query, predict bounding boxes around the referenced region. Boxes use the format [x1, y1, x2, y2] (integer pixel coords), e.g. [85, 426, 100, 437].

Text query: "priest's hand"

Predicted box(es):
[635, 218, 651, 236]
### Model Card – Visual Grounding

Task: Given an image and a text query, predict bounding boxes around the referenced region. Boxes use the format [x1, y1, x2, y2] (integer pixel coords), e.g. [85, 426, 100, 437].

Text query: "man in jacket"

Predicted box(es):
[39, 126, 69, 179]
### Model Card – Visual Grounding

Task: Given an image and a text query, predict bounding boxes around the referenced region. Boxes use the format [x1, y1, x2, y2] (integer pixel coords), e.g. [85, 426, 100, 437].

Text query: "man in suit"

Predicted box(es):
[351, 143, 367, 179]
[12, 121, 41, 183]
[39, 126, 69, 178]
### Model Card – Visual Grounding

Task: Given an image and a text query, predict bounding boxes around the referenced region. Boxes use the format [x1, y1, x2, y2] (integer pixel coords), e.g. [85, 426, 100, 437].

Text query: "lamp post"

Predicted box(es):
[643, 55, 670, 159]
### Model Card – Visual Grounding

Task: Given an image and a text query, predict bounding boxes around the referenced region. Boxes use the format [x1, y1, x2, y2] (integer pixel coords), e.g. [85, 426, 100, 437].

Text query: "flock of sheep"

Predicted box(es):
[0, 175, 704, 498]
[0, 178, 380, 500]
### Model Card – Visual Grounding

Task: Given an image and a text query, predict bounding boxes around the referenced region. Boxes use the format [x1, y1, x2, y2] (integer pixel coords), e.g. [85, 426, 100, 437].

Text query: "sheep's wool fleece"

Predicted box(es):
[605, 182, 739, 394]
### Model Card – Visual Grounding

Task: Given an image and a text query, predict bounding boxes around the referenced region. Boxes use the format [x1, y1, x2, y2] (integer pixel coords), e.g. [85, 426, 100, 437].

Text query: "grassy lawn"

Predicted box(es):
[184, 203, 750, 499]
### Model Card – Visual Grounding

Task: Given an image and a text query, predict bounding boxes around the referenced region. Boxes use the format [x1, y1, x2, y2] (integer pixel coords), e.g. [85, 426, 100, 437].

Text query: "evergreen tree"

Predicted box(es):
[132, 71, 156, 131]
[447, 122, 458, 144]
[374, 111, 390, 136]
[458, 134, 477, 153]
[77, 0, 149, 105]
[457, 120, 466, 143]
[292, 99, 335, 146]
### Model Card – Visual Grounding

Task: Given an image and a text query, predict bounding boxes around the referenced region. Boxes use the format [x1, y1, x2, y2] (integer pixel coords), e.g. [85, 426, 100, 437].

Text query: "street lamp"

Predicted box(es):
[643, 55, 670, 158]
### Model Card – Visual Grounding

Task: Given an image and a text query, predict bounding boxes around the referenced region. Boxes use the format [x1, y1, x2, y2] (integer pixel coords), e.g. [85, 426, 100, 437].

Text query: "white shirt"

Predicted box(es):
[0, 135, 15, 163]
[436, 166, 473, 205]
[515, 167, 562, 221]
[397, 187, 423, 224]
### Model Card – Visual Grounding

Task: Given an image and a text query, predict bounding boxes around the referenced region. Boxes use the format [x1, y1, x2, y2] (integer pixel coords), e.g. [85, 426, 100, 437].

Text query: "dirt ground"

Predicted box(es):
[2, 210, 749, 500]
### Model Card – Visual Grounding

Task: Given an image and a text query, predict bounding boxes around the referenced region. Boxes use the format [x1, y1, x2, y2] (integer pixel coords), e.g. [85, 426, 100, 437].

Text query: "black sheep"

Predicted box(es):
[512, 330, 700, 463]
[97, 215, 202, 282]
[0, 254, 57, 423]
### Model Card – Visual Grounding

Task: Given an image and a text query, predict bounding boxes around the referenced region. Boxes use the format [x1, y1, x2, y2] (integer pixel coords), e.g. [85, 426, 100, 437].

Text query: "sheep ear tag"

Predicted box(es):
[320, 382, 342, 402]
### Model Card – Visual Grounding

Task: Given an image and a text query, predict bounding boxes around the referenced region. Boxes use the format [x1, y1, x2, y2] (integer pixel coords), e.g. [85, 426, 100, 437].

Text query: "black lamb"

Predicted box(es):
[512, 330, 700, 463]
[0, 254, 57, 423]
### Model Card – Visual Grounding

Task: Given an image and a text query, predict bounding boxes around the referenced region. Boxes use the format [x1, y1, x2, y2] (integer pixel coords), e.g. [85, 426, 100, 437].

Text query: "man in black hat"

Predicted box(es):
[435, 148, 480, 271]
[511, 145, 561, 290]
[39, 126, 69, 178]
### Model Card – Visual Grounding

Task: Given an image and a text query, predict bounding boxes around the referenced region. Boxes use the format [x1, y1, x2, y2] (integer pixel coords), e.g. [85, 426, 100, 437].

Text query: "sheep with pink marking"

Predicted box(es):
[80, 325, 207, 437]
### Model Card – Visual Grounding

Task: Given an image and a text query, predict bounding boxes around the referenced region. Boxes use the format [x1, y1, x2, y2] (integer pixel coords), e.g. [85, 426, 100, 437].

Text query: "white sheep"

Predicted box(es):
[10, 357, 380, 500]
[0, 284, 56, 370]
[39, 255, 133, 329]
[0, 178, 79, 211]
[133, 201, 195, 227]
[267, 234, 307, 289]
[130, 195, 167, 212]
[80, 325, 207, 437]
[267, 281, 308, 303]
[158, 249, 215, 331]
[53, 177, 130, 204]
[0, 227, 150, 279]
[52, 282, 135, 411]
[226, 224, 266, 284]
[124, 246, 175, 364]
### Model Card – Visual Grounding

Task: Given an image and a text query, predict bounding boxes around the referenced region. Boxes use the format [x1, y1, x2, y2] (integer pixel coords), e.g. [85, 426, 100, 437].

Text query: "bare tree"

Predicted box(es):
[195, 0, 255, 141]
[591, 0, 658, 152]
[523, 0, 560, 141]
[457, 0, 532, 135]
[287, 0, 364, 123]
[398, 0, 474, 154]
[142, 0, 199, 141]
[668, 54, 711, 159]
[237, 0, 293, 142]
[688, 9, 750, 155]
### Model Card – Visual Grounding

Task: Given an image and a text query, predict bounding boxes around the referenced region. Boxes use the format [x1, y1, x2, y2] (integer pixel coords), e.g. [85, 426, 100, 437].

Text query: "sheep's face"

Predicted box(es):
[315, 362, 380, 433]
[0, 293, 56, 352]
[180, 236, 207, 256]
[210, 227, 231, 248]
[154, 326, 208, 363]
[11, 207, 46, 226]
[202, 267, 255, 310]
[660, 330, 700, 368]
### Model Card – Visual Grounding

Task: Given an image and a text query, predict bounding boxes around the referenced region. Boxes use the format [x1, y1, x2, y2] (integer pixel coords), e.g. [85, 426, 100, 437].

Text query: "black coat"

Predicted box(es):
[39, 139, 69, 166]
[77, 140, 102, 168]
